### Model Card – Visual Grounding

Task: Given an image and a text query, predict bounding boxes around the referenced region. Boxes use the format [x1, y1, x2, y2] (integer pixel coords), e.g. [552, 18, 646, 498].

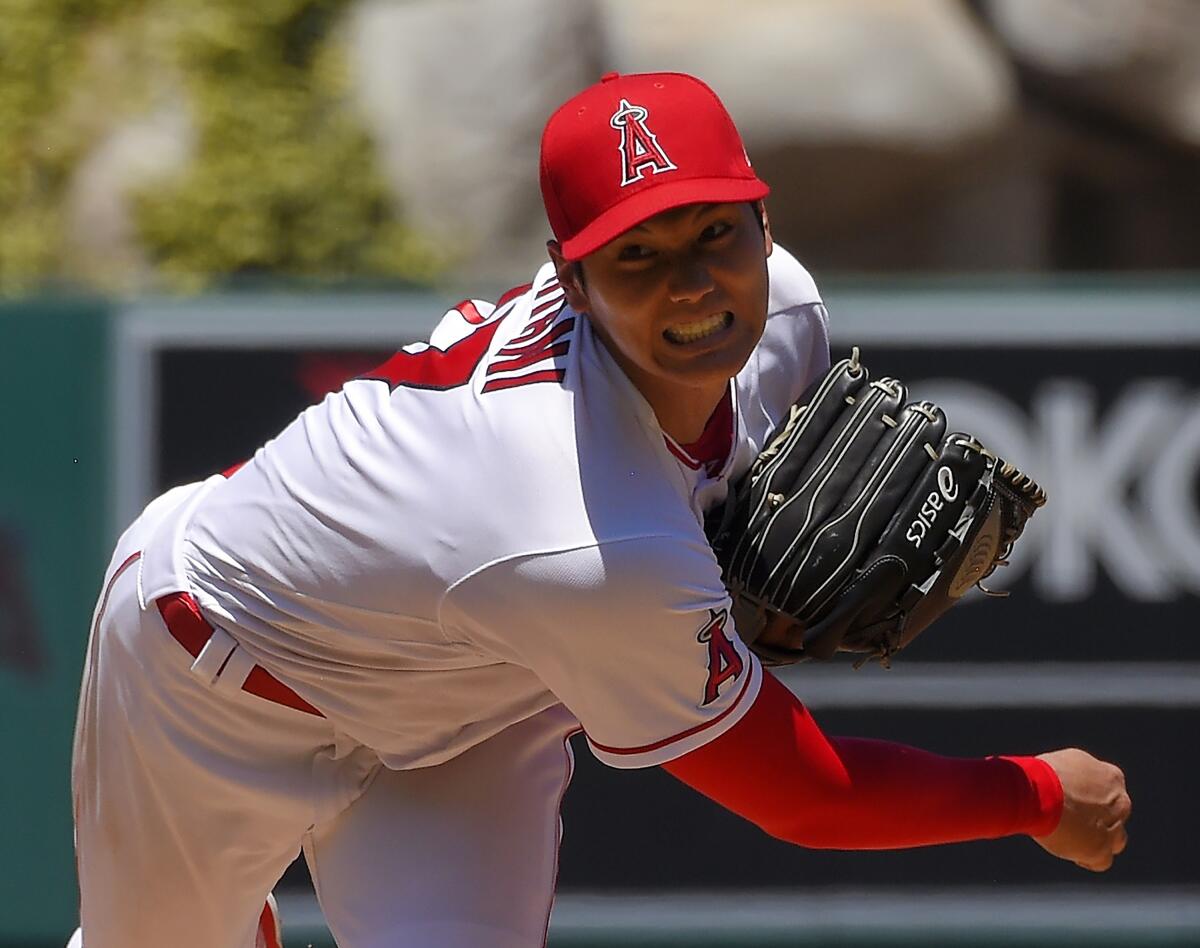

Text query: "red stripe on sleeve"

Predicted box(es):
[662, 670, 1063, 849]
[587, 668, 754, 757]
[496, 282, 534, 308]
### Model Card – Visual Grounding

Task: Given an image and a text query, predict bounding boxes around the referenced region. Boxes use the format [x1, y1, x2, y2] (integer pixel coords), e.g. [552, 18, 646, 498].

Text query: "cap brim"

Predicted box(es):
[559, 176, 770, 261]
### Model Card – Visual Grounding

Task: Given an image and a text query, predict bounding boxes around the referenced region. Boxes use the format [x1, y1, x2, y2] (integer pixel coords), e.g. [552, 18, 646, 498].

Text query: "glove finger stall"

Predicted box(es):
[777, 399, 947, 620]
[724, 356, 874, 581]
[735, 376, 906, 598]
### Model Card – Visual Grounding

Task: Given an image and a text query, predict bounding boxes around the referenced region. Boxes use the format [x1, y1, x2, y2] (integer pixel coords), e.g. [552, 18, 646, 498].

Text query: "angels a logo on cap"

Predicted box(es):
[610, 98, 678, 187]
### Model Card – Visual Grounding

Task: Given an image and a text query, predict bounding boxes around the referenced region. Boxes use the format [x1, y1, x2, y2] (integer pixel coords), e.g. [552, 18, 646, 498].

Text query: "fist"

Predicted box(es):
[1034, 748, 1131, 872]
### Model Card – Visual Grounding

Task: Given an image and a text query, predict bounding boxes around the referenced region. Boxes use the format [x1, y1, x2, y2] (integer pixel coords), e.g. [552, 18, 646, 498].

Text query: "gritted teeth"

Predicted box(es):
[664, 311, 733, 344]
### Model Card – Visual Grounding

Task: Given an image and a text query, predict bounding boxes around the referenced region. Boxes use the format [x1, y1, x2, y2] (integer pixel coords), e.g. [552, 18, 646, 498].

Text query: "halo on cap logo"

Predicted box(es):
[610, 98, 678, 187]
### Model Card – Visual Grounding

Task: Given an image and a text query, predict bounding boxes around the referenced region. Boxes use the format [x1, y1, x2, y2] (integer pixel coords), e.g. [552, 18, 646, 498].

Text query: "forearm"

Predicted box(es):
[662, 670, 1062, 850]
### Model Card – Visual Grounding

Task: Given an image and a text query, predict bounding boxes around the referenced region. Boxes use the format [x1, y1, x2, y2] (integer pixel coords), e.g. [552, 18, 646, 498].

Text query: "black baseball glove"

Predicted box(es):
[707, 349, 1046, 667]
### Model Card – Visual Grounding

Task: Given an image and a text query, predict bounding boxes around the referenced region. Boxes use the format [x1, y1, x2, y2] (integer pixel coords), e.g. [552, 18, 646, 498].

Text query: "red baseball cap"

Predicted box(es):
[540, 71, 769, 260]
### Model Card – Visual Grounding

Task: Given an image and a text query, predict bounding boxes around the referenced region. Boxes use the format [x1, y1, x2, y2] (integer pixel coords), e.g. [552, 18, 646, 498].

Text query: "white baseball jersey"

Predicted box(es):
[137, 245, 829, 771]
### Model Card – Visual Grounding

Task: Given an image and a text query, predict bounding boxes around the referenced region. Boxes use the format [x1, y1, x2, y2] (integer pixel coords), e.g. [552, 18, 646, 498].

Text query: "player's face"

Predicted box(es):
[551, 201, 772, 440]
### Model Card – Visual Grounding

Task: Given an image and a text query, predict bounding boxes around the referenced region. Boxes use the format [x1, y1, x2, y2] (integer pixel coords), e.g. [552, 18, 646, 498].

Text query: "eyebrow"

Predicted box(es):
[627, 203, 721, 235]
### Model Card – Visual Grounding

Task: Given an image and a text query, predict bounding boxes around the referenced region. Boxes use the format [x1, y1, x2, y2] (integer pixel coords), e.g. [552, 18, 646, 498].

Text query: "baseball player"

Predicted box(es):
[71, 72, 1129, 947]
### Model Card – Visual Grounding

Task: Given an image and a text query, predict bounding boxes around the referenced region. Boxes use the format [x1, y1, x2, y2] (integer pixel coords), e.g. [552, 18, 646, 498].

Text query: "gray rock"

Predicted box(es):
[346, 0, 604, 283]
[598, 0, 1016, 149]
[64, 101, 195, 292]
[986, 0, 1200, 148]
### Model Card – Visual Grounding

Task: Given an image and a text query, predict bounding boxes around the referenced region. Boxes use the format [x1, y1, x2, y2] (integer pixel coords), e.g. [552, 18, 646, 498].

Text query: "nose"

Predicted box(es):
[667, 257, 716, 305]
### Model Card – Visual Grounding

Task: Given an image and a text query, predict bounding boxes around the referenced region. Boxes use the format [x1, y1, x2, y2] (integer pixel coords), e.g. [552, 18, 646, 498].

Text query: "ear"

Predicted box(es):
[758, 201, 774, 258]
[547, 240, 590, 313]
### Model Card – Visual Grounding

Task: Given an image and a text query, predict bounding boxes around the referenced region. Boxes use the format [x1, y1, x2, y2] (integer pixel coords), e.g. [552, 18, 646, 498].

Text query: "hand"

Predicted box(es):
[756, 610, 804, 651]
[1033, 748, 1131, 872]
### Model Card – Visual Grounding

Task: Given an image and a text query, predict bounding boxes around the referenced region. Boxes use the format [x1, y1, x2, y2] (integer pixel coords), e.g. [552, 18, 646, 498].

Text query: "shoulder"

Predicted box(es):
[767, 243, 824, 315]
[760, 243, 830, 357]
[751, 242, 831, 370]
[736, 243, 832, 449]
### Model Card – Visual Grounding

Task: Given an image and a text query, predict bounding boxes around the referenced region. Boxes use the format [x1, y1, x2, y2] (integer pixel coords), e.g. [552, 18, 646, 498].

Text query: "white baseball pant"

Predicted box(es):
[72, 497, 578, 947]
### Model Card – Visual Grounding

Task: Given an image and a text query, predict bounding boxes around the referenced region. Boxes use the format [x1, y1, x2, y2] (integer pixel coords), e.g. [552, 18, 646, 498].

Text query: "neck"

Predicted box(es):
[652, 381, 728, 444]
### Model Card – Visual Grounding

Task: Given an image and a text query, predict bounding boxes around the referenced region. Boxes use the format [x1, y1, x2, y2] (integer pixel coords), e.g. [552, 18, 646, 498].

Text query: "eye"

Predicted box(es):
[700, 220, 734, 242]
[616, 243, 655, 262]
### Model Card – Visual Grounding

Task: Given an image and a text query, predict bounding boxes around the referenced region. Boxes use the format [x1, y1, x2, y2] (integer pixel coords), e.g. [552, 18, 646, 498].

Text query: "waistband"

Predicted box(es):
[157, 590, 324, 717]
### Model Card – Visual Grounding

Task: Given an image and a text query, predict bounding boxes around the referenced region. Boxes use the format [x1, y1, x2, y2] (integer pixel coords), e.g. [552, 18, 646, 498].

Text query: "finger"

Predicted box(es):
[1105, 798, 1132, 832]
[1078, 853, 1112, 873]
[1111, 825, 1128, 855]
[1077, 842, 1116, 872]
[1118, 790, 1132, 823]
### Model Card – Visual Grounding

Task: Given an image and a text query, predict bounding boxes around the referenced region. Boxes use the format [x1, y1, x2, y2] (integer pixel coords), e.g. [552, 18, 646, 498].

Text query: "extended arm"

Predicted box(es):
[664, 669, 1128, 868]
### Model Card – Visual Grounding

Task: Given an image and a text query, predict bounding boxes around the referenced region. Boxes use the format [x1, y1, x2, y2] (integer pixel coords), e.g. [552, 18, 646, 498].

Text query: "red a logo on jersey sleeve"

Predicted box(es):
[697, 608, 743, 706]
[610, 98, 678, 187]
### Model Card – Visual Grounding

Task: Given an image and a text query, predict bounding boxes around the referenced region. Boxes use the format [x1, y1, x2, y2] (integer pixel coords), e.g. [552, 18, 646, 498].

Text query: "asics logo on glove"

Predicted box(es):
[906, 465, 960, 549]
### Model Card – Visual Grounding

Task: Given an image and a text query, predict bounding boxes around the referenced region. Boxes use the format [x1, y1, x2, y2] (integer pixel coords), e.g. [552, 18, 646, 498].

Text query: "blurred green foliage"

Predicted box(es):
[0, 0, 138, 292]
[0, 0, 441, 294]
[133, 1, 441, 290]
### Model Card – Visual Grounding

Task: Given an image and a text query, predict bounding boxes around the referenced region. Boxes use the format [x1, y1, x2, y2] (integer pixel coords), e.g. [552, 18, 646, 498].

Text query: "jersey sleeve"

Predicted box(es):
[754, 300, 830, 418]
[739, 245, 833, 448]
[440, 536, 762, 769]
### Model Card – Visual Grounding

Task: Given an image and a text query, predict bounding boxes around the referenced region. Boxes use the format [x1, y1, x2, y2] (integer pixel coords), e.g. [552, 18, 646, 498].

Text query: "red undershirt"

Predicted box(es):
[664, 672, 1062, 848]
[676, 386, 735, 475]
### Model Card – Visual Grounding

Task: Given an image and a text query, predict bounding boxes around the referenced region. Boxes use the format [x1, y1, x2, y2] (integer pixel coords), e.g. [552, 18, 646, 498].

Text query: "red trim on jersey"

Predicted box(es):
[505, 314, 573, 352]
[588, 667, 753, 756]
[538, 726, 582, 948]
[516, 298, 567, 342]
[78, 550, 143, 908]
[481, 369, 567, 394]
[487, 341, 571, 375]
[680, 387, 733, 469]
[662, 671, 1064, 848]
[91, 552, 142, 640]
[535, 280, 562, 300]
[497, 282, 534, 308]
[221, 461, 247, 478]
[489, 321, 575, 376]
[295, 352, 387, 400]
[532, 294, 565, 317]
[363, 319, 504, 392]
[495, 318, 574, 360]
[511, 304, 568, 347]
[663, 438, 703, 470]
[453, 299, 490, 325]
[665, 387, 734, 474]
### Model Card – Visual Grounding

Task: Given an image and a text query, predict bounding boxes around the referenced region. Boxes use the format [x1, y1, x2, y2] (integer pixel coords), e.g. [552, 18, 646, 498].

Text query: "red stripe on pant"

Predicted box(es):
[156, 591, 324, 717]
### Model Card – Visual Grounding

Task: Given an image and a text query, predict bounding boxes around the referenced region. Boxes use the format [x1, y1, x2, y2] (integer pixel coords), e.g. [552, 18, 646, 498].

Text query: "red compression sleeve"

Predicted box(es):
[662, 669, 1063, 849]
